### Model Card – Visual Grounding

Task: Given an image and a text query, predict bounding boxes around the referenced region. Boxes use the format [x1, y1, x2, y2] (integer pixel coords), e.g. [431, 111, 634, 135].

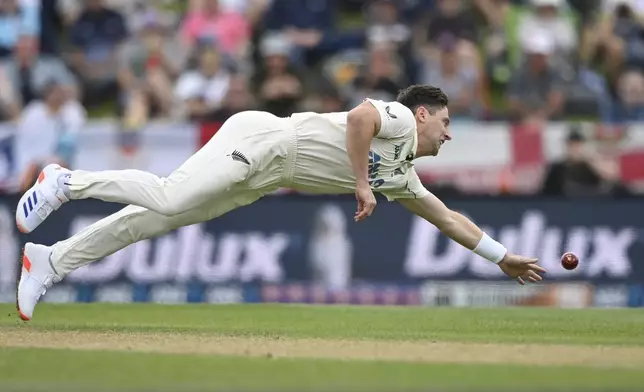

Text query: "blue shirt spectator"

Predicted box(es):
[0, 35, 77, 119]
[263, 0, 363, 65]
[0, 0, 40, 58]
[263, 0, 335, 31]
[609, 69, 644, 124]
[69, 1, 127, 66]
[68, 0, 127, 106]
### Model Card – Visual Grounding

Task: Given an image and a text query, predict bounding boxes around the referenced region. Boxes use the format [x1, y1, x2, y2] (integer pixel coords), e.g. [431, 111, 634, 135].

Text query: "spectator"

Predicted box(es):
[68, 0, 128, 108]
[611, 69, 644, 121]
[425, 0, 478, 60]
[580, 1, 644, 78]
[208, 74, 255, 122]
[349, 45, 404, 107]
[174, 45, 231, 121]
[366, 0, 412, 48]
[420, 34, 482, 119]
[507, 32, 565, 123]
[0, 0, 40, 58]
[196, 74, 254, 148]
[181, 0, 251, 60]
[251, 34, 304, 117]
[263, 0, 334, 45]
[118, 18, 185, 128]
[263, 0, 364, 65]
[14, 80, 85, 191]
[475, 0, 523, 90]
[0, 35, 77, 121]
[541, 129, 623, 197]
[366, 0, 420, 82]
[518, 0, 578, 65]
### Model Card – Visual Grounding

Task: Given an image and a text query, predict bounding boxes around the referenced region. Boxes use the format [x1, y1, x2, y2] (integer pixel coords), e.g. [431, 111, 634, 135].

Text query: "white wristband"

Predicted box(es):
[474, 233, 507, 264]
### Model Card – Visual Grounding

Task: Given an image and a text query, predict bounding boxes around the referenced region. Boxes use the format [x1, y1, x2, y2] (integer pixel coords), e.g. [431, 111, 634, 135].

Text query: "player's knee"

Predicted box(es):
[156, 201, 185, 217]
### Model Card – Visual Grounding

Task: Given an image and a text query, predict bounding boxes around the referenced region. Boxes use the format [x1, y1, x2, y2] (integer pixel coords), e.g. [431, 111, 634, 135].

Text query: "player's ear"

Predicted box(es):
[416, 105, 429, 122]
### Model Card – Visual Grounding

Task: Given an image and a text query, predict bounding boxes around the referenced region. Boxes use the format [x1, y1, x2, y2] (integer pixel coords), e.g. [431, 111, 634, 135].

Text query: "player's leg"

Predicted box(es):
[16, 186, 267, 321]
[51, 186, 265, 276]
[66, 146, 249, 216]
[15, 111, 273, 234]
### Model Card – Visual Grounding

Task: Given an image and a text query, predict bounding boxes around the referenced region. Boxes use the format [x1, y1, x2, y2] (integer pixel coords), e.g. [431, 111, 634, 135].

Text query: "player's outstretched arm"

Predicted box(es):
[398, 194, 547, 284]
[346, 102, 380, 222]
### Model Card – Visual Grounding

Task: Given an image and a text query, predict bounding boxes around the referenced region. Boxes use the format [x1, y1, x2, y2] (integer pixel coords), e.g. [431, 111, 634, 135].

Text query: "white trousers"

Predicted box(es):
[51, 111, 292, 276]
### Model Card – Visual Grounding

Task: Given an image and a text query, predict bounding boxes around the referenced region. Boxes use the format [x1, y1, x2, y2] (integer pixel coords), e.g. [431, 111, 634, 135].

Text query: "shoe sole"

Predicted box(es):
[15, 246, 31, 321]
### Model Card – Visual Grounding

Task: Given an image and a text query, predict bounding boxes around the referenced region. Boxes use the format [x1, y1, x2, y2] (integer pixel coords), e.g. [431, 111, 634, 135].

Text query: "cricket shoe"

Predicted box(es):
[16, 243, 62, 321]
[16, 164, 71, 234]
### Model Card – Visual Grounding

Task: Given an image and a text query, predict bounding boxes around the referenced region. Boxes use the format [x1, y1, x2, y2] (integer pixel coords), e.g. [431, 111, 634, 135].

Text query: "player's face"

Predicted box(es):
[417, 106, 451, 156]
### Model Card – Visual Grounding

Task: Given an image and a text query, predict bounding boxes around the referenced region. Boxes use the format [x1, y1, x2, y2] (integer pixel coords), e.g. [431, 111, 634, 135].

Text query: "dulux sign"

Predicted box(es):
[1, 195, 642, 288]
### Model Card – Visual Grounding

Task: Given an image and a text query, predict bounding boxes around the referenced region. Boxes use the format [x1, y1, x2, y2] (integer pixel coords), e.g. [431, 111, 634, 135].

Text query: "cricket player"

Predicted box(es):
[15, 85, 546, 321]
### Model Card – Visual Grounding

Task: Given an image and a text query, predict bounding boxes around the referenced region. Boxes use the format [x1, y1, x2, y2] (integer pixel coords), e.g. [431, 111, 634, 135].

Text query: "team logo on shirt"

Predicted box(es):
[393, 143, 403, 160]
[229, 150, 250, 165]
[368, 150, 385, 188]
[385, 106, 397, 119]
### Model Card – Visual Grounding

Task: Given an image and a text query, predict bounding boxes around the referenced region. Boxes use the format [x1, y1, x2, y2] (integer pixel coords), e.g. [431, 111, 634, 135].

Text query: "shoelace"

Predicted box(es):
[32, 274, 57, 300]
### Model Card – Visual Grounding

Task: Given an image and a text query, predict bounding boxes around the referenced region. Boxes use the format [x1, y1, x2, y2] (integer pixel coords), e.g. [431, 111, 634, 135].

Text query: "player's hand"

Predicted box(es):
[498, 254, 547, 285]
[354, 184, 376, 222]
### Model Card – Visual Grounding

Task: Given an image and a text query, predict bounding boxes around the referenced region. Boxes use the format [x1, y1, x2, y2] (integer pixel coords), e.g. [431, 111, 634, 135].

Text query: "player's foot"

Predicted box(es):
[16, 164, 71, 234]
[16, 243, 62, 321]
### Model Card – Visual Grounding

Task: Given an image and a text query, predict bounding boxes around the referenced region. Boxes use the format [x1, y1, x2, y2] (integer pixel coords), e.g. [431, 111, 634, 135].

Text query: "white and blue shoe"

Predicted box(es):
[16, 164, 70, 234]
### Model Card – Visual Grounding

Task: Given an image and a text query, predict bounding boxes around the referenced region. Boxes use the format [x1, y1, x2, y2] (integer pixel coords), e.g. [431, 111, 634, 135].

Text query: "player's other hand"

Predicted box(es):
[498, 254, 547, 285]
[354, 184, 376, 222]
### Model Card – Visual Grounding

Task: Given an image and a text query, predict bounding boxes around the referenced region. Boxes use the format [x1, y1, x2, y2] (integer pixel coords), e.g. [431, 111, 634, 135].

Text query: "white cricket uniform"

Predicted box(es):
[51, 99, 430, 275]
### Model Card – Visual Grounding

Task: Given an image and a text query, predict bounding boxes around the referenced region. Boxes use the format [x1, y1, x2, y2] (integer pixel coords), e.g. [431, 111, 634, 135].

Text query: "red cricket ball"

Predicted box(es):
[561, 252, 579, 270]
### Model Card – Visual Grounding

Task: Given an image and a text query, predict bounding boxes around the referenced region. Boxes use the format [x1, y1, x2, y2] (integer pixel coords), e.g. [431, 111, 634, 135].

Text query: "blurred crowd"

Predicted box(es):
[4, 0, 644, 124]
[0, 0, 642, 197]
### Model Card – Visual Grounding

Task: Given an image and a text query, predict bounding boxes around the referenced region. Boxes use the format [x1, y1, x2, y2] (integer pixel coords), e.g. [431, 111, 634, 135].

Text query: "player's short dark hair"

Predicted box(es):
[396, 85, 449, 115]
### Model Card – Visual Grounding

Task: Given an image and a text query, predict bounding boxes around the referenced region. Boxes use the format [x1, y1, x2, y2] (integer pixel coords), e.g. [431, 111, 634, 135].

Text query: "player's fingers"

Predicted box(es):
[355, 206, 370, 222]
[516, 277, 525, 285]
[528, 263, 547, 273]
[528, 276, 538, 283]
[528, 270, 543, 281]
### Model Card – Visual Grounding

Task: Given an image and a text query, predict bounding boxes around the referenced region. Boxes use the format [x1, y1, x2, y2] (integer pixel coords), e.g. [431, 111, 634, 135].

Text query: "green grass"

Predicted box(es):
[2, 348, 643, 392]
[2, 304, 643, 345]
[1, 304, 644, 391]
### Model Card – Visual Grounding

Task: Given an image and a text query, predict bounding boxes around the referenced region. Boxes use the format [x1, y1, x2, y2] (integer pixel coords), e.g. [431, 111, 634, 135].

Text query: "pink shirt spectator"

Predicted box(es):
[181, 11, 250, 55]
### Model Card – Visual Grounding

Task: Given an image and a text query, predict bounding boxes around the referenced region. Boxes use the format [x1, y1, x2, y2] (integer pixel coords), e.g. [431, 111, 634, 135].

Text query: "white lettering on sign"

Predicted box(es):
[67, 218, 288, 284]
[405, 211, 637, 279]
